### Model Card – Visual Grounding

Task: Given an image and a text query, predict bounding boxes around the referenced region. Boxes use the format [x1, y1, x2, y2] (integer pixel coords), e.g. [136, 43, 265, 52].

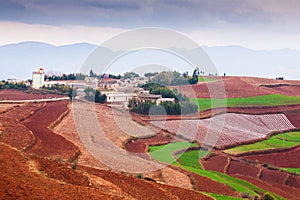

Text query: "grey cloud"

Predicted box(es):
[0, 0, 297, 30]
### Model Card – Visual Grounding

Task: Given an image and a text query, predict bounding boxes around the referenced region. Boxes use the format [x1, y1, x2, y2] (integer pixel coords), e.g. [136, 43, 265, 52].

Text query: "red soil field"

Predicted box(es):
[234, 175, 300, 200]
[244, 147, 300, 168]
[263, 85, 300, 96]
[24, 101, 79, 161]
[0, 119, 34, 150]
[260, 168, 289, 186]
[0, 103, 44, 150]
[1, 101, 217, 199]
[171, 76, 300, 99]
[0, 89, 64, 100]
[0, 104, 19, 113]
[126, 132, 174, 154]
[201, 154, 228, 172]
[227, 160, 260, 178]
[240, 76, 300, 87]
[79, 165, 212, 200]
[188, 172, 238, 197]
[0, 143, 124, 200]
[286, 175, 300, 188]
[286, 112, 300, 127]
[172, 77, 272, 98]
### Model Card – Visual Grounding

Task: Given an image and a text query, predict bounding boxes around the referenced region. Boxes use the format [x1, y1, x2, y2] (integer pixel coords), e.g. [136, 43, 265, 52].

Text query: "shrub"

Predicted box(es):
[136, 173, 143, 179]
[72, 160, 77, 170]
[263, 192, 275, 200]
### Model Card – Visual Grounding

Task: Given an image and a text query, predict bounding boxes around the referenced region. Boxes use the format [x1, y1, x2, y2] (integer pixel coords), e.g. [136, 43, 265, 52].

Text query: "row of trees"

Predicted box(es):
[0, 81, 28, 90]
[45, 73, 87, 81]
[45, 70, 133, 81]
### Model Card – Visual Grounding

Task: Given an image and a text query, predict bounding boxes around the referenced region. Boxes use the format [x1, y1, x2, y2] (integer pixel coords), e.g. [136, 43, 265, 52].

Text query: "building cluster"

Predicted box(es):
[29, 68, 174, 108]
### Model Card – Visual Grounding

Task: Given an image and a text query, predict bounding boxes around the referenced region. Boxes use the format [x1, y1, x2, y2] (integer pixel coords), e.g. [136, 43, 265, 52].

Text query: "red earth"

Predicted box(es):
[24, 101, 79, 161]
[263, 85, 300, 96]
[0, 103, 44, 150]
[286, 175, 300, 188]
[171, 77, 272, 98]
[0, 89, 64, 100]
[1, 79, 300, 200]
[227, 160, 260, 178]
[285, 112, 300, 127]
[260, 168, 289, 186]
[0, 98, 217, 199]
[187, 171, 238, 197]
[171, 76, 300, 99]
[79, 165, 213, 200]
[201, 154, 228, 172]
[234, 175, 300, 200]
[243, 146, 300, 168]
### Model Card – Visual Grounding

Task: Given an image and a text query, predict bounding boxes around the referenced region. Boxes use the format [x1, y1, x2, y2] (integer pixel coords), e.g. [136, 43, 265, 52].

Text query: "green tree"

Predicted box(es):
[68, 87, 77, 101]
[124, 72, 139, 79]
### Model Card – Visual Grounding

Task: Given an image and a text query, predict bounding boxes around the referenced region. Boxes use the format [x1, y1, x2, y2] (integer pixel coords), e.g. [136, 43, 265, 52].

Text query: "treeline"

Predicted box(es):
[149, 69, 199, 86]
[45, 73, 87, 81]
[129, 100, 197, 115]
[141, 83, 188, 101]
[0, 81, 28, 90]
[45, 70, 133, 81]
[84, 87, 107, 103]
[41, 84, 76, 100]
[129, 83, 197, 115]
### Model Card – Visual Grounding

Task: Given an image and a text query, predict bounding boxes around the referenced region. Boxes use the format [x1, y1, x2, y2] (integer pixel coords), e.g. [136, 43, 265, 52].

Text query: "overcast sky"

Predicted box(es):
[0, 0, 300, 50]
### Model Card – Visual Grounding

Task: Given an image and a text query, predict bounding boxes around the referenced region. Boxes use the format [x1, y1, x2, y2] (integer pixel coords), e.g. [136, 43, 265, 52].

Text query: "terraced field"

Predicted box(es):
[224, 131, 300, 155]
[151, 113, 295, 149]
[148, 142, 285, 199]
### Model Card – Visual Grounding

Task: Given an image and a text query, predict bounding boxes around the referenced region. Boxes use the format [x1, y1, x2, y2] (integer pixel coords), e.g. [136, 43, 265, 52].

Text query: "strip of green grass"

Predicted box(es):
[176, 149, 208, 169]
[275, 131, 300, 142]
[207, 193, 243, 200]
[225, 132, 300, 155]
[198, 76, 217, 82]
[148, 142, 197, 164]
[281, 168, 300, 175]
[191, 94, 300, 111]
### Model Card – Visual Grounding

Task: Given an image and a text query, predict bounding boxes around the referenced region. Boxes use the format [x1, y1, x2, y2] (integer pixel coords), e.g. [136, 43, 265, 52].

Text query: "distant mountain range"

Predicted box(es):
[1, 41, 299, 80]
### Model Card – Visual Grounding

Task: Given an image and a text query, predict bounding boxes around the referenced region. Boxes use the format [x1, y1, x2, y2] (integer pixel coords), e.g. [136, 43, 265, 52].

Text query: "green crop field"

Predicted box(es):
[191, 94, 300, 111]
[225, 131, 300, 155]
[207, 193, 243, 200]
[148, 142, 197, 164]
[149, 142, 284, 200]
[176, 149, 208, 169]
[275, 131, 300, 142]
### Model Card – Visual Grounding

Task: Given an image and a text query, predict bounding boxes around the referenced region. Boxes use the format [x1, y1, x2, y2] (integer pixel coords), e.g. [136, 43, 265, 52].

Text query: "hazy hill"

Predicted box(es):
[0, 42, 299, 80]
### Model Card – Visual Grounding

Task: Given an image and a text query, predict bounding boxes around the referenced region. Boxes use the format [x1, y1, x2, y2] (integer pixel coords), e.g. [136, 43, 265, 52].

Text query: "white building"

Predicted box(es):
[32, 68, 45, 89]
[102, 92, 132, 108]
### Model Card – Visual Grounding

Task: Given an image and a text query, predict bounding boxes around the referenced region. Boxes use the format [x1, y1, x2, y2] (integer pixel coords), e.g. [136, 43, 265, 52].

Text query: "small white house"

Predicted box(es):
[102, 92, 132, 108]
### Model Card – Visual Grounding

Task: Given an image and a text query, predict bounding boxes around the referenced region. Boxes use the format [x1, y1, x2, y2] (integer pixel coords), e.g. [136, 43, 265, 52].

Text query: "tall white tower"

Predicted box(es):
[32, 68, 45, 89]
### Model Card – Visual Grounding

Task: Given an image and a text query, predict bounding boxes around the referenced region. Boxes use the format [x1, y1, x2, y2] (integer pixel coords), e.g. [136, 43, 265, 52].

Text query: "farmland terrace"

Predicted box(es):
[1, 75, 300, 200]
[0, 92, 214, 199]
